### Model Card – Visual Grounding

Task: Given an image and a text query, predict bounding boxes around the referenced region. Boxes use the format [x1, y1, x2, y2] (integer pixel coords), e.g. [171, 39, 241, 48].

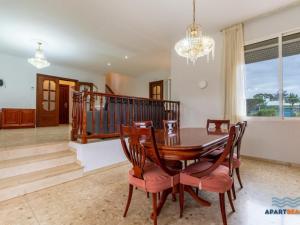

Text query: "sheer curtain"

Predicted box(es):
[223, 23, 246, 123]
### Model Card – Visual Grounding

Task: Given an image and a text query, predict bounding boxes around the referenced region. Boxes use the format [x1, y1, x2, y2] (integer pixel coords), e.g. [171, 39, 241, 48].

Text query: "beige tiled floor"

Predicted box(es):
[0, 125, 71, 149]
[0, 158, 299, 225]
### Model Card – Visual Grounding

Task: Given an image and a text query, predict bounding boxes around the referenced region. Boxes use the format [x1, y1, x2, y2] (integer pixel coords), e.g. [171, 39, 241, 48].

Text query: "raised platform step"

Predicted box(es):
[0, 151, 76, 179]
[0, 163, 83, 202]
[0, 142, 70, 160]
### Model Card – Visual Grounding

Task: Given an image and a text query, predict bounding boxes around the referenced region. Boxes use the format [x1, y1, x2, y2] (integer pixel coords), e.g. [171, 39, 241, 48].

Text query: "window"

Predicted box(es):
[244, 31, 300, 118]
[283, 32, 300, 117]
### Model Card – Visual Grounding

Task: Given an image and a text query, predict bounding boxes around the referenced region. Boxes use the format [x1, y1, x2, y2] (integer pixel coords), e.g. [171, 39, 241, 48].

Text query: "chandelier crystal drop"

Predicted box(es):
[174, 0, 215, 64]
[28, 42, 50, 69]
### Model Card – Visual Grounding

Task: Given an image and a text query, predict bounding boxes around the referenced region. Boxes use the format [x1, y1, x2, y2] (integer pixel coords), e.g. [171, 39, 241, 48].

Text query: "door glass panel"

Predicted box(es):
[153, 86, 157, 94]
[43, 91, 49, 100]
[156, 86, 161, 95]
[43, 80, 50, 90]
[42, 101, 49, 111]
[50, 81, 56, 91]
[49, 102, 55, 111]
[42, 80, 56, 111]
[50, 92, 56, 101]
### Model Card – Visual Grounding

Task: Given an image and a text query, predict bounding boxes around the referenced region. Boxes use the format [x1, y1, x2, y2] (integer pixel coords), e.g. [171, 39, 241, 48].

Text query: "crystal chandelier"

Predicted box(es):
[175, 0, 215, 64]
[28, 42, 50, 69]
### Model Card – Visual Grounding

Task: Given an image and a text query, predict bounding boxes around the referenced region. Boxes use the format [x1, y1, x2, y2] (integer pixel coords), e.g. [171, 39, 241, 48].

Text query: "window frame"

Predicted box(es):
[244, 28, 300, 121]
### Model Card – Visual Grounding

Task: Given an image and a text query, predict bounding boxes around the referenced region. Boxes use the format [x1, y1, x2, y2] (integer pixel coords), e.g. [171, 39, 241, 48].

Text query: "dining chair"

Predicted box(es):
[205, 119, 231, 158]
[163, 120, 178, 133]
[179, 125, 239, 225]
[120, 125, 180, 225]
[133, 120, 182, 202]
[235, 121, 247, 189]
[222, 121, 247, 193]
[206, 119, 230, 132]
[133, 121, 182, 171]
[162, 120, 192, 170]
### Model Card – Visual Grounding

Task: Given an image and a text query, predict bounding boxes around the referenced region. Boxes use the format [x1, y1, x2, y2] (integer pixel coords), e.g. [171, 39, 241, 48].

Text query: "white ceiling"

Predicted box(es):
[0, 0, 299, 76]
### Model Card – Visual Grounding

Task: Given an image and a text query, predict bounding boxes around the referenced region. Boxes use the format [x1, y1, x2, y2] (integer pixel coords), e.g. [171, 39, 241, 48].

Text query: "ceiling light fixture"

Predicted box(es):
[175, 0, 215, 64]
[28, 42, 50, 69]
[124, 55, 128, 59]
[107, 62, 111, 66]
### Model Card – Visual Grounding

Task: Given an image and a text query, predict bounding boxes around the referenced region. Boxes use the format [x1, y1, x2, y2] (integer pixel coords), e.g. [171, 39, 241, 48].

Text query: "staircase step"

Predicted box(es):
[0, 142, 69, 160]
[0, 163, 83, 202]
[0, 151, 76, 179]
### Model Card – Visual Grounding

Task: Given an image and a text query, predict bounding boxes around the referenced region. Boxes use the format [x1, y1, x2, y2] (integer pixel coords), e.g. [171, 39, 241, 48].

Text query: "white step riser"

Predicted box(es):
[0, 155, 76, 179]
[0, 168, 83, 202]
[0, 143, 69, 160]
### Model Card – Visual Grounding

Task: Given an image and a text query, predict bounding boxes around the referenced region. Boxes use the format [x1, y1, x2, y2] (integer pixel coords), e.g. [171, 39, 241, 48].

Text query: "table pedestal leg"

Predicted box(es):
[185, 186, 211, 207]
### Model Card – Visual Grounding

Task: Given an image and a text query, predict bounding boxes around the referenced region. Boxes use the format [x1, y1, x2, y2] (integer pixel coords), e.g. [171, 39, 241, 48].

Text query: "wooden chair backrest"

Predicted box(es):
[192, 125, 239, 178]
[120, 125, 174, 179]
[206, 119, 230, 132]
[235, 121, 247, 158]
[163, 120, 178, 133]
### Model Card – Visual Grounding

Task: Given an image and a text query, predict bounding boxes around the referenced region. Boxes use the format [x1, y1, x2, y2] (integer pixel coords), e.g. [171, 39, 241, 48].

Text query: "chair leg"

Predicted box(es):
[158, 192, 161, 200]
[152, 193, 158, 225]
[232, 180, 236, 200]
[226, 190, 235, 212]
[235, 168, 243, 189]
[219, 193, 227, 225]
[123, 184, 133, 217]
[172, 193, 177, 201]
[147, 192, 150, 198]
[179, 184, 184, 218]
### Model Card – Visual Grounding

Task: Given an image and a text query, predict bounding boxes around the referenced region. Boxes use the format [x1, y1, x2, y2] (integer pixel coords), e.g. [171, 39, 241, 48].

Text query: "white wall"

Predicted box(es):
[0, 53, 105, 108]
[171, 32, 224, 127]
[244, 4, 300, 42]
[69, 139, 126, 172]
[105, 71, 170, 99]
[171, 5, 300, 164]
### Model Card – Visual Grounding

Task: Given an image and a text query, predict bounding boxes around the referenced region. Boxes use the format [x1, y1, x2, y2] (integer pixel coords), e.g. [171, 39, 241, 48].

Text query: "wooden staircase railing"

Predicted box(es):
[71, 91, 180, 144]
[105, 84, 115, 95]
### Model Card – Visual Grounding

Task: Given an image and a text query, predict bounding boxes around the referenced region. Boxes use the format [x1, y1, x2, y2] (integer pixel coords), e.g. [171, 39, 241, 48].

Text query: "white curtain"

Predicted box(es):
[223, 23, 246, 123]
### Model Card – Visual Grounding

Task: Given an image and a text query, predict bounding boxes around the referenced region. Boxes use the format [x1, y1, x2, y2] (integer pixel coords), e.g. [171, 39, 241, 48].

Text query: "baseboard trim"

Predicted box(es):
[242, 155, 300, 168]
[83, 161, 129, 176]
[83, 156, 300, 176]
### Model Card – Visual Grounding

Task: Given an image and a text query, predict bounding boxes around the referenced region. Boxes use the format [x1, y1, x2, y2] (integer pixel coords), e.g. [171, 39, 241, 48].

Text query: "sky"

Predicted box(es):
[245, 54, 300, 99]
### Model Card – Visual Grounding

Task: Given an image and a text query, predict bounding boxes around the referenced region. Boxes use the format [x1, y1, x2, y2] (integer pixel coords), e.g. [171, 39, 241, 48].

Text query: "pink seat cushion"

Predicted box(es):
[128, 163, 179, 193]
[222, 153, 241, 169]
[180, 161, 232, 193]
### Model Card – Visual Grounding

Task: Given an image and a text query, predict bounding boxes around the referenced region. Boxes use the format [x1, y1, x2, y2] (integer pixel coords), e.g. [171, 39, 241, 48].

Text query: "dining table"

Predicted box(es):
[151, 127, 229, 217]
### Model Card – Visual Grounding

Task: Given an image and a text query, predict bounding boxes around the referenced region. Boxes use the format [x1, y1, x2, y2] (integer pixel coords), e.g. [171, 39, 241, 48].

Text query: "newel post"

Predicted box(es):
[71, 92, 79, 141]
[178, 102, 180, 128]
[81, 91, 88, 144]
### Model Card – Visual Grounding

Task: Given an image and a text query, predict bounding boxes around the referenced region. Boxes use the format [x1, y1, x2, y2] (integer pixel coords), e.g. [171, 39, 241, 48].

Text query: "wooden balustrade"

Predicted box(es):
[71, 91, 180, 144]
